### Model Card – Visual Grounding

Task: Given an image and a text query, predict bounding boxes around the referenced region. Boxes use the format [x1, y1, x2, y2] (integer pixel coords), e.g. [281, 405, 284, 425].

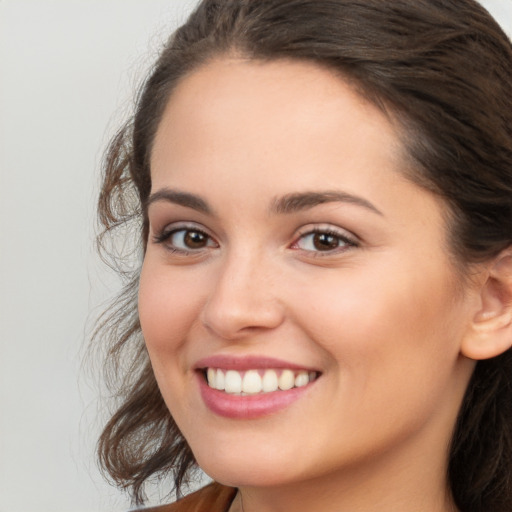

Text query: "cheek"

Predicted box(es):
[138, 258, 204, 359]
[291, 260, 466, 396]
[286, 263, 472, 459]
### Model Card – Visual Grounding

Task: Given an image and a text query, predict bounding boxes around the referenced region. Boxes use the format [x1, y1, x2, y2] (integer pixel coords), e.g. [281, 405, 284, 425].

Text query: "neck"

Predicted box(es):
[229, 435, 459, 512]
[232, 469, 457, 512]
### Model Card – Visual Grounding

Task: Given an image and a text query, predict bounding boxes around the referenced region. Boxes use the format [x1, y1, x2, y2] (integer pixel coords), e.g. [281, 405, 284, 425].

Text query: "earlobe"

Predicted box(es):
[461, 248, 512, 360]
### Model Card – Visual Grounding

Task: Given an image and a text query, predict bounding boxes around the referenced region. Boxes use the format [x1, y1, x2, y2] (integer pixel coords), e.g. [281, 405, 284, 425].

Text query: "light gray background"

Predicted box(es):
[1, 1, 510, 511]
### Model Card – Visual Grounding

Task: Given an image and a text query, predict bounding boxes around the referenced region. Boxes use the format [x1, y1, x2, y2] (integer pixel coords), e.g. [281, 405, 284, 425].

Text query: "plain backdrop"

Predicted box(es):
[1, 1, 511, 511]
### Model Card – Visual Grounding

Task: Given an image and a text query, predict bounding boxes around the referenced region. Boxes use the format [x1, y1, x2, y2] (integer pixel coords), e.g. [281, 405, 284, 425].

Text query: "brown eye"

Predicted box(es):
[161, 228, 217, 252]
[293, 229, 356, 253]
[312, 233, 339, 251]
[183, 230, 209, 249]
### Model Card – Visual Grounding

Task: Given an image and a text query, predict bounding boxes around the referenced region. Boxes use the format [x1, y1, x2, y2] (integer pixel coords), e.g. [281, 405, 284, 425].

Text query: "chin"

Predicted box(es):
[203, 466, 294, 489]
[193, 445, 301, 488]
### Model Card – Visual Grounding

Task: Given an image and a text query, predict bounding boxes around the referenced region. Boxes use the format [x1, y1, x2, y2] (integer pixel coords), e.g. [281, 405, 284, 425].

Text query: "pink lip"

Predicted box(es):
[194, 354, 316, 372]
[197, 375, 315, 419]
[194, 355, 319, 419]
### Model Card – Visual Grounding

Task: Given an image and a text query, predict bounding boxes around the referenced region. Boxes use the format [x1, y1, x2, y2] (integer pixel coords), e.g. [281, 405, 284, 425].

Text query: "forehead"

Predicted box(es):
[156, 61, 435, 204]
[150, 57, 405, 191]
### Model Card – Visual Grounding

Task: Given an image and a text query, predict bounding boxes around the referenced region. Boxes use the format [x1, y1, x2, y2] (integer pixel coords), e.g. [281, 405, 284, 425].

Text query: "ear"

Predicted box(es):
[461, 248, 512, 360]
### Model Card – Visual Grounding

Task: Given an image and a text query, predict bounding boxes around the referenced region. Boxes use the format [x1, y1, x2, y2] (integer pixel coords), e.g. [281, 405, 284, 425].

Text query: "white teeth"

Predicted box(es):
[207, 368, 216, 386]
[224, 370, 242, 394]
[262, 369, 279, 392]
[242, 370, 262, 394]
[295, 371, 309, 388]
[278, 369, 295, 390]
[215, 368, 225, 390]
[206, 368, 317, 395]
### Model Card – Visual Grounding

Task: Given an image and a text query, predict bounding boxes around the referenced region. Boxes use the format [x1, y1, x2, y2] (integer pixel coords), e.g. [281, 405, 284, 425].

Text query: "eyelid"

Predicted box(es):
[151, 222, 219, 251]
[290, 224, 359, 253]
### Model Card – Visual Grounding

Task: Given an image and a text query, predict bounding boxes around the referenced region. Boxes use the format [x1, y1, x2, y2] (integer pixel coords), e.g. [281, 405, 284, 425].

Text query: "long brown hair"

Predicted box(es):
[95, 1, 512, 509]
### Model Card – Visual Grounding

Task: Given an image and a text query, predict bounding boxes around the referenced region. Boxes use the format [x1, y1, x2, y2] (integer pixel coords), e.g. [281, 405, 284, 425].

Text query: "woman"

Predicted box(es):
[95, 1, 512, 511]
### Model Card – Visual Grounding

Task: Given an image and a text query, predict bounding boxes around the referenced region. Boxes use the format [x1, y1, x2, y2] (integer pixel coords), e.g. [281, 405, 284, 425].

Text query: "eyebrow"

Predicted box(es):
[146, 187, 382, 217]
[146, 188, 212, 214]
[271, 190, 383, 216]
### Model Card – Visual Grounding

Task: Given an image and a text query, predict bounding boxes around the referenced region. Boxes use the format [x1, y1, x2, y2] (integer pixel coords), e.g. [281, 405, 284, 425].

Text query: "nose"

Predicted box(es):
[200, 251, 285, 340]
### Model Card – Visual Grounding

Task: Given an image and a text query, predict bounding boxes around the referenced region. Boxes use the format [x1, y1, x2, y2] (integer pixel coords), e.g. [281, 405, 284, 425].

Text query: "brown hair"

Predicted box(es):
[95, 1, 512, 509]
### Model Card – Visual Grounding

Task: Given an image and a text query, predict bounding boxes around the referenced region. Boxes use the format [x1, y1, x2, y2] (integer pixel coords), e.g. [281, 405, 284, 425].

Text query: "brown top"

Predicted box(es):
[142, 483, 237, 512]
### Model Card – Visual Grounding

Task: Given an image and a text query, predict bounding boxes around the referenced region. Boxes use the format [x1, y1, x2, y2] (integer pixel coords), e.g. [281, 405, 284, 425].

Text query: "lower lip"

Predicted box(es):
[197, 373, 315, 419]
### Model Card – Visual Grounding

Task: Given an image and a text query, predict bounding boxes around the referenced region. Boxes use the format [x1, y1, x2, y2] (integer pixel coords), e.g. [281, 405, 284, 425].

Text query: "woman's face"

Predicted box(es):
[139, 58, 477, 490]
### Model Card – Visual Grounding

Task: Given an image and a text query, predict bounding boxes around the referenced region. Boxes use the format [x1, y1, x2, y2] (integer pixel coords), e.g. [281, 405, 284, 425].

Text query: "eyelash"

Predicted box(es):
[291, 227, 358, 255]
[152, 225, 217, 255]
[152, 225, 358, 256]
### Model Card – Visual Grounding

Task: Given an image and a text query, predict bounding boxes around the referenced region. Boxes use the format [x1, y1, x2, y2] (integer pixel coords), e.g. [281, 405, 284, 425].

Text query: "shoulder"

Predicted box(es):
[140, 483, 237, 512]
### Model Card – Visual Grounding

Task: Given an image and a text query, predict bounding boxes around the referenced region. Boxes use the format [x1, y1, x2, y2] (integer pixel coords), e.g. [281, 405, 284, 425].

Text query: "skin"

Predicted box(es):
[138, 58, 483, 512]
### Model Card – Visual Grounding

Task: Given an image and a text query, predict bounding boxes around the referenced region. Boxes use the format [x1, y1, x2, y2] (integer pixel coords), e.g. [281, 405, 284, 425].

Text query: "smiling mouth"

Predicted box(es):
[204, 368, 319, 395]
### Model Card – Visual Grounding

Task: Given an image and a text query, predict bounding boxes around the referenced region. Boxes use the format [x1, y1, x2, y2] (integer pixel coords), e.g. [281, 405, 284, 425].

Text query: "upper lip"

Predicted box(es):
[194, 354, 319, 372]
